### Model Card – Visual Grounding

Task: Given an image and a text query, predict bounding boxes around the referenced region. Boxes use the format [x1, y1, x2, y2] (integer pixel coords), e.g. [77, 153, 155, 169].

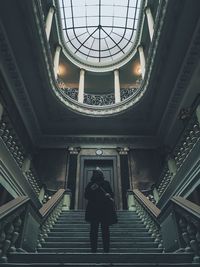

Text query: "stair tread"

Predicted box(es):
[1, 264, 200, 267]
[6, 211, 196, 266]
[9, 253, 194, 263]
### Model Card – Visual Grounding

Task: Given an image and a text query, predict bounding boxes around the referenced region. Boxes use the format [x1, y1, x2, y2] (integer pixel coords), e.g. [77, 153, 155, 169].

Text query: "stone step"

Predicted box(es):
[42, 241, 158, 248]
[8, 253, 195, 264]
[37, 247, 163, 253]
[56, 219, 142, 223]
[2, 264, 200, 267]
[44, 236, 155, 242]
[47, 231, 151, 237]
[50, 227, 149, 232]
[53, 223, 145, 228]
[0, 263, 200, 267]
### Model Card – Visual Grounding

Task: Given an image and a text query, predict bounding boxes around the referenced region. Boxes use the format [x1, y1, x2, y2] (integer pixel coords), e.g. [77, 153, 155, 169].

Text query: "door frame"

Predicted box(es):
[75, 155, 122, 210]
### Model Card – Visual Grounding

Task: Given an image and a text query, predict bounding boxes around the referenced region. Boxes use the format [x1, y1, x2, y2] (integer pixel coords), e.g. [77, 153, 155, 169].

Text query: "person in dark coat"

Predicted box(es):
[85, 168, 117, 253]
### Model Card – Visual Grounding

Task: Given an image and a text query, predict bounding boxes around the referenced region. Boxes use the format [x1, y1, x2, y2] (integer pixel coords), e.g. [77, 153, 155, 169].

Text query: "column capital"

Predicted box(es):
[137, 44, 144, 51]
[49, 5, 56, 13]
[144, 6, 151, 13]
[55, 43, 62, 50]
[80, 68, 85, 75]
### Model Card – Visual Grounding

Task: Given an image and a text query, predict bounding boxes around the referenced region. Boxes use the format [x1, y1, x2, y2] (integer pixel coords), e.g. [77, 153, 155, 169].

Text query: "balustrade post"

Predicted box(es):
[62, 189, 71, 211]
[167, 157, 177, 176]
[145, 6, 154, 41]
[114, 69, 121, 103]
[179, 218, 192, 252]
[152, 187, 159, 203]
[126, 190, 136, 211]
[78, 69, 85, 103]
[45, 6, 56, 41]
[0, 102, 4, 121]
[187, 222, 200, 263]
[138, 45, 146, 79]
[38, 187, 45, 203]
[53, 45, 62, 79]
[22, 156, 31, 173]
[196, 105, 200, 126]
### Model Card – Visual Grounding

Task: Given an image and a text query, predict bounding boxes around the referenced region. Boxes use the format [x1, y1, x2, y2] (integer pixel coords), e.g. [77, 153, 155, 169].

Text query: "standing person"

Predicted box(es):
[85, 168, 118, 253]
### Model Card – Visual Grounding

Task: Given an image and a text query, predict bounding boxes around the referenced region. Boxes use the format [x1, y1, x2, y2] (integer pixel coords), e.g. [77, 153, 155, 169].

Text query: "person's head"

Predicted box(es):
[91, 167, 104, 183]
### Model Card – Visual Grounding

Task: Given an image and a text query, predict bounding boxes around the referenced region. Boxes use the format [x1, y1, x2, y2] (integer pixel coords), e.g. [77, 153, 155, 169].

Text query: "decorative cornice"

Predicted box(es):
[0, 19, 41, 144]
[37, 134, 160, 149]
[157, 15, 200, 143]
[32, 0, 168, 116]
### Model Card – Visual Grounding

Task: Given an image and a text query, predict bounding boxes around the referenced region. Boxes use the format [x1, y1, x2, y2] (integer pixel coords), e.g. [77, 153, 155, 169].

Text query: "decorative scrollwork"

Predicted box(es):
[121, 87, 140, 101]
[57, 78, 78, 101]
[84, 93, 115, 106]
[57, 77, 141, 106]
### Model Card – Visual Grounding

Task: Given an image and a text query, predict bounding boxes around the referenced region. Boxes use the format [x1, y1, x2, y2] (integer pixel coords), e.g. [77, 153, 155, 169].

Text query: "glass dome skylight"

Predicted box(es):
[59, 0, 142, 64]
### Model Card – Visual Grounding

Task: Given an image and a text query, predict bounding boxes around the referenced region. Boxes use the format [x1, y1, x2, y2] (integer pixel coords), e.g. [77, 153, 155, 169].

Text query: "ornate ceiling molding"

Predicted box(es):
[0, 19, 41, 144]
[157, 15, 200, 143]
[37, 134, 160, 149]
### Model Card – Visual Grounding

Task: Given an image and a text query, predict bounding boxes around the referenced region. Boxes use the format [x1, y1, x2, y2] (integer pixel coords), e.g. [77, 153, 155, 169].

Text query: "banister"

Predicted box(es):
[133, 189, 161, 218]
[39, 189, 65, 218]
[172, 196, 200, 219]
[0, 196, 29, 220]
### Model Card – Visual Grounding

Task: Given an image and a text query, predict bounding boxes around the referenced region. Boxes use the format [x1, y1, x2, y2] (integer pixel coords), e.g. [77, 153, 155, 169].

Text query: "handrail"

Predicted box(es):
[0, 189, 66, 261]
[39, 189, 65, 218]
[133, 189, 161, 218]
[0, 196, 29, 220]
[172, 196, 200, 219]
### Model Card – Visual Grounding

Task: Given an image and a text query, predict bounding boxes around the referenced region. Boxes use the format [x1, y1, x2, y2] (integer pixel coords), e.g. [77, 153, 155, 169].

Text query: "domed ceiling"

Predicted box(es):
[58, 0, 143, 67]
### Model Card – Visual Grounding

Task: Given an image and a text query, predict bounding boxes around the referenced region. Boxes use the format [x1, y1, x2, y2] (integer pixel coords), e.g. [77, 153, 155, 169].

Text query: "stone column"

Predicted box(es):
[45, 6, 56, 41]
[114, 69, 121, 103]
[138, 45, 146, 79]
[53, 45, 62, 79]
[145, 6, 154, 41]
[78, 69, 85, 103]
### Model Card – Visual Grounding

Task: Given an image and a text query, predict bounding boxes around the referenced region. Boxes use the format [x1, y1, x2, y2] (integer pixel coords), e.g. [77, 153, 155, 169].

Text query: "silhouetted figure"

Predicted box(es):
[85, 168, 117, 253]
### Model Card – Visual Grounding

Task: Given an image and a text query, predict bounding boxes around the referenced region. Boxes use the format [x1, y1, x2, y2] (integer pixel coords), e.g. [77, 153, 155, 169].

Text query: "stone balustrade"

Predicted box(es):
[0, 197, 28, 263]
[133, 189, 163, 248]
[0, 190, 66, 263]
[157, 111, 200, 197]
[25, 168, 41, 196]
[172, 197, 200, 263]
[57, 77, 141, 106]
[37, 189, 65, 248]
[0, 117, 25, 168]
[0, 112, 41, 196]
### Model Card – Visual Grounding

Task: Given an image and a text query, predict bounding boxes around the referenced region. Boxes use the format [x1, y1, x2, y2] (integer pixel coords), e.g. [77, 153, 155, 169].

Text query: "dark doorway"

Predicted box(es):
[78, 157, 119, 210]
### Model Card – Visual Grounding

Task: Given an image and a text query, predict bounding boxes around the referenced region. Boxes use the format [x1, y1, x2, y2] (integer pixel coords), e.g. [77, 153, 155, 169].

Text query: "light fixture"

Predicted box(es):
[133, 63, 142, 76]
[58, 64, 67, 76]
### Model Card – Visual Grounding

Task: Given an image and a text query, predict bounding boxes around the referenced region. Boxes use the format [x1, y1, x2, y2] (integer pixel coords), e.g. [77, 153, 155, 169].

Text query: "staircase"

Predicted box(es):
[1, 211, 199, 266]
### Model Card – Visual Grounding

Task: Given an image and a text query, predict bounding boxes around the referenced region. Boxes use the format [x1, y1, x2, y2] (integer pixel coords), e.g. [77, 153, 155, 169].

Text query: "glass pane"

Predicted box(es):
[58, 0, 142, 63]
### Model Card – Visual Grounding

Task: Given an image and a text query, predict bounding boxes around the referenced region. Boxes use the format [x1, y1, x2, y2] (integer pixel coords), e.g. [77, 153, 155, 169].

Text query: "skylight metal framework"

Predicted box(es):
[59, 0, 142, 63]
